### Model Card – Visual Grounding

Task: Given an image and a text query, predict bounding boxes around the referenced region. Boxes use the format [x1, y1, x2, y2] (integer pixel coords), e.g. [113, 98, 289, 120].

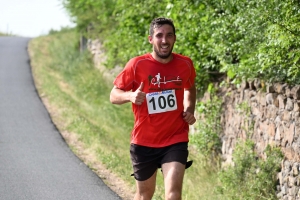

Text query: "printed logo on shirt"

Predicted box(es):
[147, 73, 182, 91]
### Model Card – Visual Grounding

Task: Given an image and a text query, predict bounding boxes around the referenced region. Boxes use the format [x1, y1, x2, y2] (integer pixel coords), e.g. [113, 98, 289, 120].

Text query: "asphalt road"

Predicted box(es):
[0, 37, 121, 200]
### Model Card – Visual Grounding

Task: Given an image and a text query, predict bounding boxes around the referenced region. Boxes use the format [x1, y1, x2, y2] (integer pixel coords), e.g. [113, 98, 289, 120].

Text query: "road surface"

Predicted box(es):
[0, 37, 121, 200]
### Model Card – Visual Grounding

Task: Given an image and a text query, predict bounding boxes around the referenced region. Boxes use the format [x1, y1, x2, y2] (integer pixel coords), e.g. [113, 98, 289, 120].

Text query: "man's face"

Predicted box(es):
[148, 24, 176, 61]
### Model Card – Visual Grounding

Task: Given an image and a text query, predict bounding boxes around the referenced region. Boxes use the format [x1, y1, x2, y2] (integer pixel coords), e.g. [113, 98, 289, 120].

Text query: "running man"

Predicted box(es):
[110, 17, 196, 200]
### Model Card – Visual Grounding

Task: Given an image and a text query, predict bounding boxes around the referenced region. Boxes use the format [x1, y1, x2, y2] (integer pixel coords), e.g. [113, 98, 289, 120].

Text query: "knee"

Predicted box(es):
[165, 191, 181, 200]
[134, 190, 155, 200]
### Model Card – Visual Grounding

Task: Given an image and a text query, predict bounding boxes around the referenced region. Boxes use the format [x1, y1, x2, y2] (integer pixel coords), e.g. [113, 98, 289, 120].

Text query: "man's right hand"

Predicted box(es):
[130, 82, 146, 105]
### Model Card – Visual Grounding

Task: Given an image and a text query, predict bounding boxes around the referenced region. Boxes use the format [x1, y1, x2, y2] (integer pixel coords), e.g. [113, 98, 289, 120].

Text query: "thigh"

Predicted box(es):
[162, 162, 185, 197]
[160, 143, 188, 198]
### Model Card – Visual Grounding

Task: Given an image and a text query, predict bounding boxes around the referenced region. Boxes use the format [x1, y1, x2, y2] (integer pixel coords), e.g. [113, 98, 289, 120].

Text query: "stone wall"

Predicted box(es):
[87, 39, 122, 85]
[219, 80, 300, 200]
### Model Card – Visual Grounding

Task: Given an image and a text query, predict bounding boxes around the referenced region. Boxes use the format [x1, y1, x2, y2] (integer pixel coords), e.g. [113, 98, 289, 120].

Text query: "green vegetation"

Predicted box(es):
[216, 140, 283, 200]
[190, 83, 222, 162]
[28, 30, 219, 199]
[62, 0, 300, 94]
[29, 29, 134, 192]
[189, 84, 282, 199]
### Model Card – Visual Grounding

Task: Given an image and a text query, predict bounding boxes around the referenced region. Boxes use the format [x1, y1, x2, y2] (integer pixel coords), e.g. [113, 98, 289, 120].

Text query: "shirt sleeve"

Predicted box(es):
[113, 58, 135, 91]
[184, 58, 196, 89]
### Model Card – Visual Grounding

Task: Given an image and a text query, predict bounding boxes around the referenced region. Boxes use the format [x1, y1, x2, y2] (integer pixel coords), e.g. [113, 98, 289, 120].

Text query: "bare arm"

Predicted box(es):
[183, 84, 197, 125]
[110, 83, 146, 105]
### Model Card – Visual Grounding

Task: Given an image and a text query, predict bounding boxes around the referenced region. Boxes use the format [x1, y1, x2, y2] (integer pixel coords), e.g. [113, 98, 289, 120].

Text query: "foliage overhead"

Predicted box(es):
[61, 0, 300, 93]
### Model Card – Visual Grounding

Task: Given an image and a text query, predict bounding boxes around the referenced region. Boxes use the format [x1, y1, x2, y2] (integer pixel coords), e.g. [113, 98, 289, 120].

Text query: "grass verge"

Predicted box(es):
[28, 29, 219, 200]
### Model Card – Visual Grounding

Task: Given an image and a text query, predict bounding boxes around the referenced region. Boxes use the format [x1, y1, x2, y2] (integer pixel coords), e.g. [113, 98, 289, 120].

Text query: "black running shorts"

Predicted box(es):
[130, 142, 189, 181]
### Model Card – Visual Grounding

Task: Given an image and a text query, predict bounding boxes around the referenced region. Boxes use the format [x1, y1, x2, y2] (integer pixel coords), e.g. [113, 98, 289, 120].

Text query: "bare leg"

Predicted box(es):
[134, 170, 157, 200]
[162, 162, 185, 200]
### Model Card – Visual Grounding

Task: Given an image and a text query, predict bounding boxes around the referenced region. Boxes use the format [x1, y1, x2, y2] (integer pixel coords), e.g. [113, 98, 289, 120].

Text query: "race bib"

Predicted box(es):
[146, 90, 177, 114]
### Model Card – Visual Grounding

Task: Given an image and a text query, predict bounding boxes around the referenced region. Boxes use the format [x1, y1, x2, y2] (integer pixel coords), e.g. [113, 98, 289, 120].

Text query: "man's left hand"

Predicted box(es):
[182, 111, 196, 125]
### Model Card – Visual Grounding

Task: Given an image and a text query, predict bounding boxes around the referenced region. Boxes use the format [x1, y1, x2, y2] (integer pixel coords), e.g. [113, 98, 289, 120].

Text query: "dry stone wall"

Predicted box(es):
[219, 80, 300, 200]
[87, 39, 122, 85]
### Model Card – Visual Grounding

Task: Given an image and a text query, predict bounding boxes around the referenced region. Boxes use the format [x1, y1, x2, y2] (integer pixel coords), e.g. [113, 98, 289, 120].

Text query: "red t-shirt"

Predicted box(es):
[113, 53, 196, 147]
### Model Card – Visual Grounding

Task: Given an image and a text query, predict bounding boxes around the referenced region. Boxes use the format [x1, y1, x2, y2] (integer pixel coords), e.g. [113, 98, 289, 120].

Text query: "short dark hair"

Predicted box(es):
[149, 17, 176, 36]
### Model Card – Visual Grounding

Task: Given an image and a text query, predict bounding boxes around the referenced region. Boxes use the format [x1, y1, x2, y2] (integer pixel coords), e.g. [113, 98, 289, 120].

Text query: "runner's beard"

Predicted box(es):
[154, 45, 173, 59]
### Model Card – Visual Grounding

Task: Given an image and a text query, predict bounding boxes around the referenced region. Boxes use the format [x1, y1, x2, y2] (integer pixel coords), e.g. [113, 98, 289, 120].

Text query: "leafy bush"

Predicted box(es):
[216, 140, 283, 200]
[190, 84, 222, 161]
[61, 0, 300, 94]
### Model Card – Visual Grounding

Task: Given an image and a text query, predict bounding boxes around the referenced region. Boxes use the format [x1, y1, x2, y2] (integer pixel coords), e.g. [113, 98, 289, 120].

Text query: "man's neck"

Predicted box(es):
[151, 52, 173, 64]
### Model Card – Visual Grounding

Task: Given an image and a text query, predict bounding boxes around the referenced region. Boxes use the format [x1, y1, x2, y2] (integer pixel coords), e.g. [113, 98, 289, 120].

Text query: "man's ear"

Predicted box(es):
[148, 35, 153, 44]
